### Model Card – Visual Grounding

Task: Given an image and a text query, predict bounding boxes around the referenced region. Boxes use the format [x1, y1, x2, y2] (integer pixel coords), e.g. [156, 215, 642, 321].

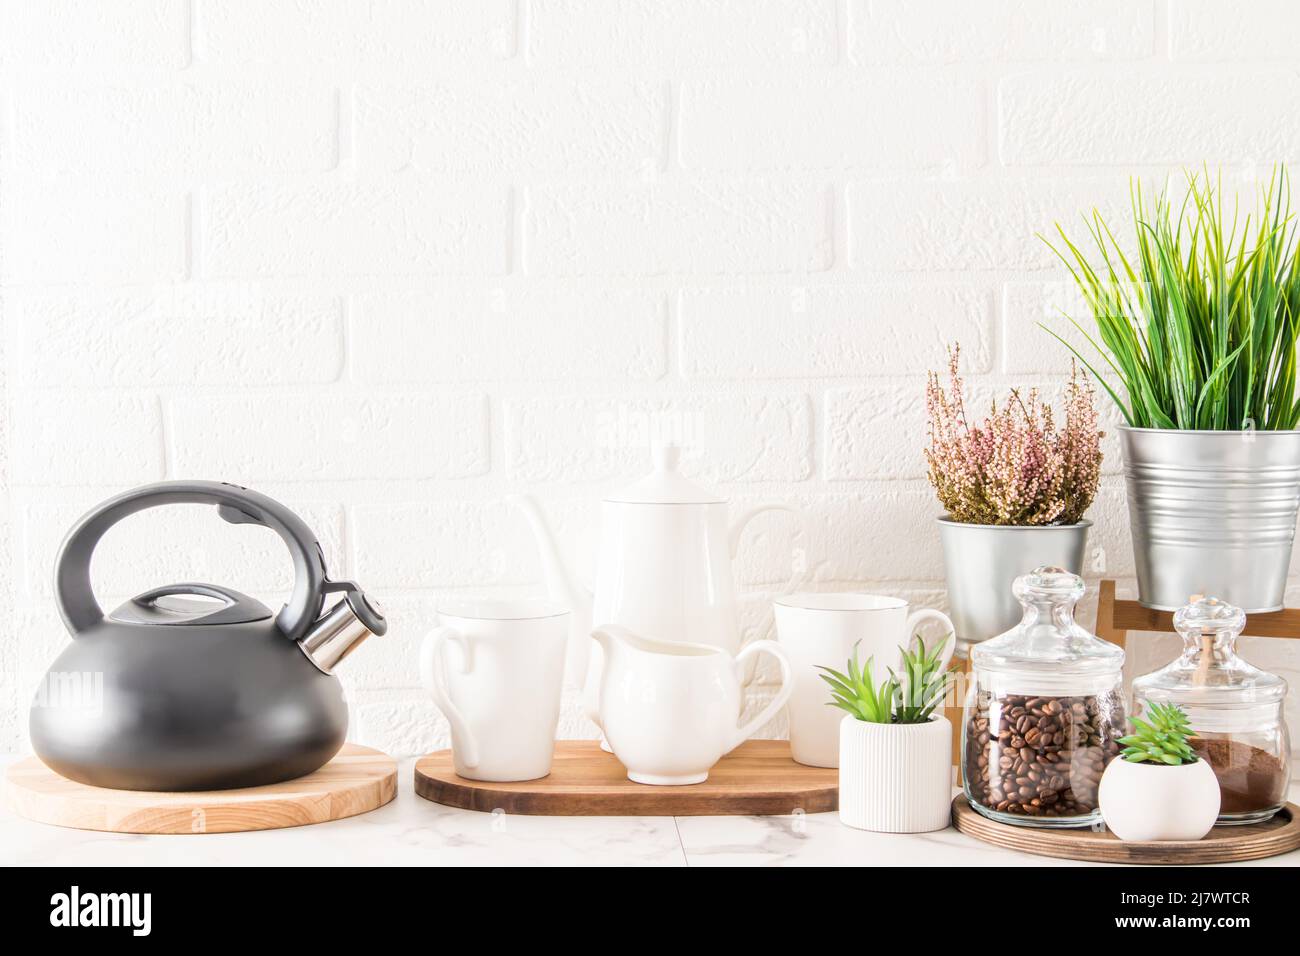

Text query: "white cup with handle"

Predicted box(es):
[774, 593, 956, 768]
[420, 600, 569, 782]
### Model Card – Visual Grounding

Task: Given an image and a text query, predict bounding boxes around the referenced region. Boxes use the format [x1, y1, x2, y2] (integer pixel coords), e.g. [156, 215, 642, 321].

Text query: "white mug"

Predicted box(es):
[774, 593, 955, 768]
[588, 625, 794, 786]
[420, 600, 569, 782]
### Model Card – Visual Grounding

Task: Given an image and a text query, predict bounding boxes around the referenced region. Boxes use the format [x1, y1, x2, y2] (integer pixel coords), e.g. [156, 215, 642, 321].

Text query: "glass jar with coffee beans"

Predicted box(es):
[962, 568, 1126, 828]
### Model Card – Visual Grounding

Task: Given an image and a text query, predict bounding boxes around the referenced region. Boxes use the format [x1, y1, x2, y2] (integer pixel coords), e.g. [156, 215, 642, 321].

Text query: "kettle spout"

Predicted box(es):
[508, 494, 594, 688]
[298, 589, 386, 675]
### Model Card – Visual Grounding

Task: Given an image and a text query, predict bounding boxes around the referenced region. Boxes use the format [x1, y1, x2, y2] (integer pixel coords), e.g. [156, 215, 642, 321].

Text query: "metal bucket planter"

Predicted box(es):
[1120, 426, 1300, 612]
[937, 518, 1091, 652]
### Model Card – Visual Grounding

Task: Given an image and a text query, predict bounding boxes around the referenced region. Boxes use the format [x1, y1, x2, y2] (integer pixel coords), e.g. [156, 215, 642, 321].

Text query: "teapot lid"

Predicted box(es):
[605, 444, 724, 505]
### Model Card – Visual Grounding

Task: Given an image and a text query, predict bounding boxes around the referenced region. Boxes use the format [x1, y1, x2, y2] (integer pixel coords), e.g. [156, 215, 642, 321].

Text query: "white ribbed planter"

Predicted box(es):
[838, 715, 952, 833]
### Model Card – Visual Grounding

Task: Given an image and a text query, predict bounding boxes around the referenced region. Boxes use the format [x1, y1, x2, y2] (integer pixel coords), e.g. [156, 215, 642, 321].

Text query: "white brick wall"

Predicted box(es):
[4, 1, 1300, 759]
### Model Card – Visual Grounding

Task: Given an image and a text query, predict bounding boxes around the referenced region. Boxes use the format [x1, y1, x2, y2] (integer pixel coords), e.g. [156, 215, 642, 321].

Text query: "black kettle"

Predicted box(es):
[29, 480, 386, 792]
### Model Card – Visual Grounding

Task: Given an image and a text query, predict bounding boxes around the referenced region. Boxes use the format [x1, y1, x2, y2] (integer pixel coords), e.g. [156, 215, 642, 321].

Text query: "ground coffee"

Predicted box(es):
[1190, 737, 1288, 816]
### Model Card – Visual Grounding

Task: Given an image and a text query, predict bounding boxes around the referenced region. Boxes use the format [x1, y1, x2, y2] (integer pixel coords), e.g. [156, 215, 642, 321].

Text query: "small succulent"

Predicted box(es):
[1118, 702, 1198, 765]
[817, 643, 897, 723]
[894, 634, 955, 724]
[816, 634, 954, 725]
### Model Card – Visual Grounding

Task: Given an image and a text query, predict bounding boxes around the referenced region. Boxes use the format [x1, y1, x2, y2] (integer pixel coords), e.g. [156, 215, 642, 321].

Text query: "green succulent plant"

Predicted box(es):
[816, 634, 954, 725]
[895, 633, 956, 723]
[1118, 701, 1199, 765]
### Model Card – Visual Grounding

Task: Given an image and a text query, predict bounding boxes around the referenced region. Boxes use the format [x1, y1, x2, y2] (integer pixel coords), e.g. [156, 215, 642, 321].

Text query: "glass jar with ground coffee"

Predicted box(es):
[1131, 596, 1290, 825]
[962, 567, 1126, 828]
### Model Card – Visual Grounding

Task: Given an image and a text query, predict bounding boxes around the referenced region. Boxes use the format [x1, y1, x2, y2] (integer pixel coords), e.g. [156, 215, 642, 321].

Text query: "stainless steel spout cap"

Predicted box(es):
[298, 590, 386, 674]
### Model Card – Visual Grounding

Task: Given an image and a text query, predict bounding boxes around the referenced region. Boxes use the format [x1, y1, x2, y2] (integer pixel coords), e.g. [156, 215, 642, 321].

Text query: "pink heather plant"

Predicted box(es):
[925, 345, 1103, 526]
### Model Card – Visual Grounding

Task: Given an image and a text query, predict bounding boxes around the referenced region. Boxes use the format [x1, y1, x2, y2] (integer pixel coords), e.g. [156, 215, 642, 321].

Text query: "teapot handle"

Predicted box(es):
[54, 480, 327, 643]
[728, 640, 795, 751]
[728, 504, 817, 591]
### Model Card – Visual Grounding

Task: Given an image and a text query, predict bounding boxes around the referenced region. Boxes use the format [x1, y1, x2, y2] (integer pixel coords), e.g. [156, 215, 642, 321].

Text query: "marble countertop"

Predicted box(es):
[3, 757, 1298, 867]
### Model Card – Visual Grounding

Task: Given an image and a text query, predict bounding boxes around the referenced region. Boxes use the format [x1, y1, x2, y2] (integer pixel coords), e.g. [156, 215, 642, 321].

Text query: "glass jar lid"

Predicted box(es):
[1132, 596, 1288, 712]
[971, 567, 1125, 681]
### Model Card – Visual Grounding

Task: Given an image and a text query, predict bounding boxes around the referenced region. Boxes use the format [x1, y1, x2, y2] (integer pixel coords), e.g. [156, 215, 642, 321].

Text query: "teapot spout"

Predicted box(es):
[508, 494, 594, 688]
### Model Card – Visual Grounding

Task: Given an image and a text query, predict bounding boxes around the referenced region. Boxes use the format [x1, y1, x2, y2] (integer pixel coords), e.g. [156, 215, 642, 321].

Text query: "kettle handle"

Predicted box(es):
[54, 480, 327, 643]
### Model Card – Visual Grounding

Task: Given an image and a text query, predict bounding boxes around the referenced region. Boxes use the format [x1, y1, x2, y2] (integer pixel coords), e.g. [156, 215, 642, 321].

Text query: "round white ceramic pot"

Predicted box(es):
[1099, 757, 1221, 841]
[838, 715, 951, 833]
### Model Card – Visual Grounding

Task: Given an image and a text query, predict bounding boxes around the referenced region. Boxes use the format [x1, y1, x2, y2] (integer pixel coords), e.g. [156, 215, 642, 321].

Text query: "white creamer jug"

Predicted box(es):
[587, 625, 793, 785]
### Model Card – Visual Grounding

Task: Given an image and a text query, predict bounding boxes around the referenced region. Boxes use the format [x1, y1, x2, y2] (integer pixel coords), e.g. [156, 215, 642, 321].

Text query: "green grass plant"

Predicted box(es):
[1042, 168, 1300, 431]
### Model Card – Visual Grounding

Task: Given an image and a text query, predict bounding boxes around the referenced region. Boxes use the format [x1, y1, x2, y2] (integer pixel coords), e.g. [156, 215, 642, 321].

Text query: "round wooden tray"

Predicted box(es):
[415, 739, 838, 815]
[3, 744, 397, 834]
[952, 794, 1300, 864]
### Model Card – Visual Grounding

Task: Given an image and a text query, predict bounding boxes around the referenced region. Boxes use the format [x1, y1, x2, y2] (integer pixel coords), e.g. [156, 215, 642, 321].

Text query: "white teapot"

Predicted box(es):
[587, 625, 794, 785]
[511, 443, 790, 692]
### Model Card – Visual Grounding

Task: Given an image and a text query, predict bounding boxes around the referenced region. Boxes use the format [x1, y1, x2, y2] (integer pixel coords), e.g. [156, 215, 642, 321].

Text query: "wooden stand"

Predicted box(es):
[946, 652, 971, 769]
[1095, 578, 1300, 648]
[3, 744, 397, 834]
[952, 795, 1300, 864]
[415, 740, 837, 816]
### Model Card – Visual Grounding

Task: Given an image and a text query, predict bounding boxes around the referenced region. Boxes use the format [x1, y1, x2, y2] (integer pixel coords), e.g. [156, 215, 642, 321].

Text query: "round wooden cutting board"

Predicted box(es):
[952, 795, 1300, 864]
[3, 744, 397, 834]
[415, 739, 838, 815]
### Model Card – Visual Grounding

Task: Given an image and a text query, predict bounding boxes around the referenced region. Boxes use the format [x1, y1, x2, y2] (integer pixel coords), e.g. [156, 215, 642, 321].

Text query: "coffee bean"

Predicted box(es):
[965, 691, 1122, 823]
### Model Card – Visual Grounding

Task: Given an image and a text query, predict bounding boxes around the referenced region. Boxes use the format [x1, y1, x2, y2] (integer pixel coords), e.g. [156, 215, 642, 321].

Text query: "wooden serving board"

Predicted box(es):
[3, 744, 397, 834]
[415, 740, 837, 815]
[952, 795, 1300, 864]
